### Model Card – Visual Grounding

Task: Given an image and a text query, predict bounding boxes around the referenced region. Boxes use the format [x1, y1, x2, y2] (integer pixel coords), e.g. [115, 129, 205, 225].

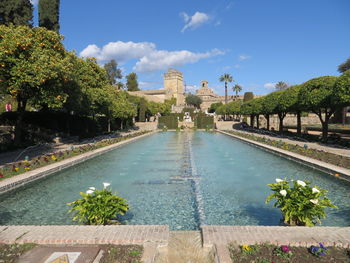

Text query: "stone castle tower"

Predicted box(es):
[164, 69, 185, 106]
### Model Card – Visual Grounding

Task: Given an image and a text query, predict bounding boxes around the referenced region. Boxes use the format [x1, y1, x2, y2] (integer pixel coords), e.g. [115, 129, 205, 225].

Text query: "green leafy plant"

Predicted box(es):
[240, 244, 259, 255]
[273, 245, 293, 259]
[266, 179, 337, 226]
[67, 183, 129, 225]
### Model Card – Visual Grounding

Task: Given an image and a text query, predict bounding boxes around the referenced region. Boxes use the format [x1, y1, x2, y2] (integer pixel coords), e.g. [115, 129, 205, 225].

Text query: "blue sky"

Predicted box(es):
[31, 0, 350, 95]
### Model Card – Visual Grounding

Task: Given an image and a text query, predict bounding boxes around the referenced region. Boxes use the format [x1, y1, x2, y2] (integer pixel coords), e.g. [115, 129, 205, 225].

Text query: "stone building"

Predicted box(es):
[196, 80, 241, 111]
[127, 69, 185, 108]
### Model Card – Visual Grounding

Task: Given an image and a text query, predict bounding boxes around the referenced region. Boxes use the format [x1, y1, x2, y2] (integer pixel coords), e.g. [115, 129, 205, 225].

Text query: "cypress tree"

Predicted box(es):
[0, 0, 33, 26]
[38, 0, 60, 32]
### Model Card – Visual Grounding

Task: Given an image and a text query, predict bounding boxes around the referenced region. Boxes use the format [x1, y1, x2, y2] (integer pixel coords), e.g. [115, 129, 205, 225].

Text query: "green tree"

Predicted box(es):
[232, 84, 242, 100]
[283, 85, 303, 136]
[138, 97, 146, 122]
[299, 76, 338, 141]
[208, 102, 223, 113]
[126, 72, 139, 91]
[38, 0, 60, 32]
[275, 81, 289, 91]
[0, 0, 33, 26]
[338, 58, 350, 73]
[227, 100, 242, 120]
[334, 70, 350, 105]
[104, 59, 122, 85]
[0, 25, 68, 145]
[260, 94, 277, 130]
[243, 92, 254, 102]
[219, 73, 233, 105]
[185, 94, 202, 108]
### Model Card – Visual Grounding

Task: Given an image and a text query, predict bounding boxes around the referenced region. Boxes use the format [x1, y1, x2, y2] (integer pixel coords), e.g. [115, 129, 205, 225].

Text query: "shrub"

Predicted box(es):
[266, 179, 337, 226]
[67, 183, 129, 225]
[158, 115, 178, 129]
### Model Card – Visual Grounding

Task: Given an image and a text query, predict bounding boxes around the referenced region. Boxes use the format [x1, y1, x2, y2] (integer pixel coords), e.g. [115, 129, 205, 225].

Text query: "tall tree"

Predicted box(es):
[104, 59, 122, 85]
[0, 0, 33, 26]
[0, 25, 68, 145]
[126, 72, 139, 91]
[219, 73, 233, 105]
[275, 81, 289, 91]
[185, 94, 202, 108]
[38, 0, 60, 32]
[232, 84, 242, 100]
[338, 58, 350, 73]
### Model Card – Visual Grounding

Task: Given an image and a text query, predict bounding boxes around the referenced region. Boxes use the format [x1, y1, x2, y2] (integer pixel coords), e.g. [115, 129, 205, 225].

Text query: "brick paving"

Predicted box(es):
[0, 225, 169, 246]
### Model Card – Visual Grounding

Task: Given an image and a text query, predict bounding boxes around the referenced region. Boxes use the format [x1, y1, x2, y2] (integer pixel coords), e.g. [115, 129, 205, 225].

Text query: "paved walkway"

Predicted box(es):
[0, 128, 152, 167]
[219, 127, 350, 158]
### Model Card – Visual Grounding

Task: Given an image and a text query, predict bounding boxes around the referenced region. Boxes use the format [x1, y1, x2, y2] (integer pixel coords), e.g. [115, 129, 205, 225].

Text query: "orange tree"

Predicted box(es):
[0, 25, 69, 145]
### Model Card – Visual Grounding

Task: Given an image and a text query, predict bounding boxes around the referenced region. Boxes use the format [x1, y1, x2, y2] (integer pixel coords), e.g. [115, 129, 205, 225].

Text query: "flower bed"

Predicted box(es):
[0, 131, 150, 181]
[226, 131, 350, 169]
[229, 243, 350, 263]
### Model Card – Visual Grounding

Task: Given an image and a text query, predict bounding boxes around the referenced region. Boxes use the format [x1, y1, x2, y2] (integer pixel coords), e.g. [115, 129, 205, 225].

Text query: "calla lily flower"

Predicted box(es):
[310, 199, 319, 204]
[275, 178, 284, 183]
[279, 190, 287, 196]
[89, 187, 96, 190]
[312, 188, 320, 194]
[103, 182, 111, 188]
[297, 180, 306, 187]
[86, 190, 94, 194]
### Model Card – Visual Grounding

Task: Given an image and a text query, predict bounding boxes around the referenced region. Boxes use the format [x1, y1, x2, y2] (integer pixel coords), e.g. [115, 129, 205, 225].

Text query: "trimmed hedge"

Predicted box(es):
[158, 115, 178, 129]
[195, 115, 214, 129]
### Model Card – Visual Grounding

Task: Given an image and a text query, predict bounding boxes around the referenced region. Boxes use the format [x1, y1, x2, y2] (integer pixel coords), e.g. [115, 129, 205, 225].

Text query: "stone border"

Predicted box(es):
[0, 131, 157, 195]
[217, 130, 350, 181]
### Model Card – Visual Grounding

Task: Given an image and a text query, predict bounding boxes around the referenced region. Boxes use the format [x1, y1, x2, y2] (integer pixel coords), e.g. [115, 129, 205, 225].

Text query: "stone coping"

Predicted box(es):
[217, 130, 350, 180]
[0, 131, 156, 195]
[0, 225, 169, 246]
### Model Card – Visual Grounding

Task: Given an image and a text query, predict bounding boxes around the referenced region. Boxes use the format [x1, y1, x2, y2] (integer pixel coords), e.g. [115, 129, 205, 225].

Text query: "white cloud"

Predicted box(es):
[181, 12, 210, 32]
[30, 0, 38, 6]
[80, 41, 155, 62]
[134, 48, 224, 72]
[239, 54, 251, 61]
[80, 41, 225, 73]
[264, 82, 277, 89]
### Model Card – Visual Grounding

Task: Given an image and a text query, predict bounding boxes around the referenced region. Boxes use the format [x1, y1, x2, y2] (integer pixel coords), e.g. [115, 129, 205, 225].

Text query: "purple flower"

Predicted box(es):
[281, 245, 290, 253]
[319, 243, 326, 249]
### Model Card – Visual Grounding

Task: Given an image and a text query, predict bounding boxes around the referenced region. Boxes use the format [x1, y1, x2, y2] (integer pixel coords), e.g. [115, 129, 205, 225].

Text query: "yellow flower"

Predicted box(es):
[51, 155, 57, 161]
[15, 167, 19, 172]
[242, 244, 251, 251]
[25, 167, 30, 171]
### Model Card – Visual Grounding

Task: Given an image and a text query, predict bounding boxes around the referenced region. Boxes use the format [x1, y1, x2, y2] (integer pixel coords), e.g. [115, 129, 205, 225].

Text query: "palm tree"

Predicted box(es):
[219, 73, 233, 105]
[232, 84, 242, 100]
[275, 81, 288, 91]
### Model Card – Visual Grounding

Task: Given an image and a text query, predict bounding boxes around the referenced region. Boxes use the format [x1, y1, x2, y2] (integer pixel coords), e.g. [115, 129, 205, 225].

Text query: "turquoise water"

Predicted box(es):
[0, 132, 349, 229]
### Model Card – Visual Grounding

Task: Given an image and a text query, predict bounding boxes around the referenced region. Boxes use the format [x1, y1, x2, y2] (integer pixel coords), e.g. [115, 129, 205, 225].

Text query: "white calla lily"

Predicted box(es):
[275, 178, 284, 183]
[103, 182, 111, 189]
[312, 188, 320, 194]
[297, 180, 306, 187]
[279, 190, 287, 196]
[86, 190, 94, 194]
[89, 187, 96, 190]
[310, 199, 319, 205]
